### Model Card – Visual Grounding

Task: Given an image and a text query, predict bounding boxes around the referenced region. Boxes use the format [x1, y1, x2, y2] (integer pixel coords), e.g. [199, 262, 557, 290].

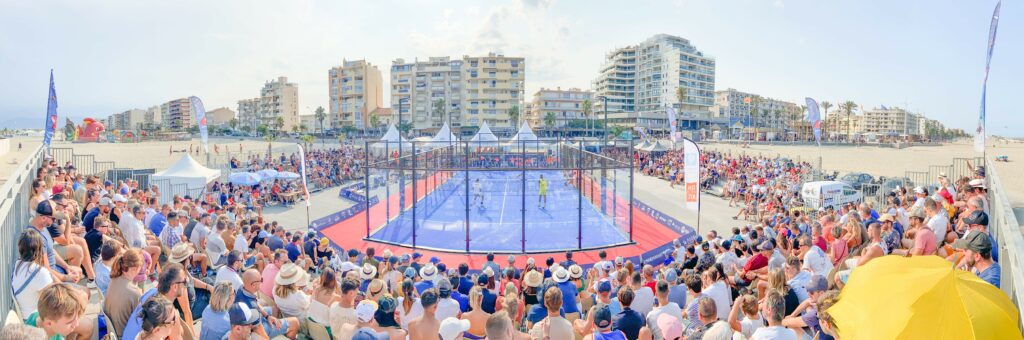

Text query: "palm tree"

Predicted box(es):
[543, 112, 557, 137]
[815, 100, 831, 139]
[260, 125, 278, 155]
[507, 105, 520, 129]
[748, 96, 761, 140]
[581, 99, 592, 137]
[795, 105, 807, 141]
[840, 101, 858, 140]
[676, 86, 688, 110]
[432, 98, 446, 127]
[300, 134, 315, 151]
[228, 118, 239, 131]
[274, 117, 285, 136]
[314, 106, 326, 139]
[369, 114, 381, 136]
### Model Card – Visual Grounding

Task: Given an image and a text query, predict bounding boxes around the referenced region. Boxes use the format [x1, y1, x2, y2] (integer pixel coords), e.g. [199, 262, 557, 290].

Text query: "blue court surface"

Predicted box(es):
[368, 170, 630, 252]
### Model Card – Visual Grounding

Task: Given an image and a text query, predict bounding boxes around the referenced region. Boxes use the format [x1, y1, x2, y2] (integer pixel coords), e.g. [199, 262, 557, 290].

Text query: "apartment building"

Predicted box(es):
[205, 107, 236, 128]
[161, 98, 193, 131]
[527, 87, 593, 130]
[238, 76, 299, 132]
[390, 53, 525, 136]
[107, 109, 146, 131]
[329, 60, 383, 131]
[711, 88, 800, 132]
[594, 34, 716, 132]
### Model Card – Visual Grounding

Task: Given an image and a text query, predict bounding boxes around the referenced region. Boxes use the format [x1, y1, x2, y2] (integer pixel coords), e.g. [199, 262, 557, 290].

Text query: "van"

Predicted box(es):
[801, 181, 862, 211]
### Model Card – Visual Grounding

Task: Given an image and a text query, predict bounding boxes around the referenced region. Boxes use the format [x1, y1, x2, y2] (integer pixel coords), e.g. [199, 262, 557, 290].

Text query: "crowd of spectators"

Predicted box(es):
[2, 145, 1007, 340]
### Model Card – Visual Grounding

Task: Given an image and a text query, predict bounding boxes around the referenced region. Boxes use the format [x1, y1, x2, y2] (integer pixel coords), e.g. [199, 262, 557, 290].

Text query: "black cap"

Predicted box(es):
[953, 231, 992, 255]
[36, 201, 54, 217]
[963, 211, 989, 227]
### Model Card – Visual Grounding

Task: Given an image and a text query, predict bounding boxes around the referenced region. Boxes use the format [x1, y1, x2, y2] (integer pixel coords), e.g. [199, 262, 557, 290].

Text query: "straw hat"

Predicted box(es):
[420, 264, 438, 281]
[568, 264, 584, 280]
[169, 243, 195, 264]
[275, 263, 309, 286]
[482, 266, 495, 278]
[523, 270, 543, 288]
[360, 263, 377, 280]
[553, 267, 571, 283]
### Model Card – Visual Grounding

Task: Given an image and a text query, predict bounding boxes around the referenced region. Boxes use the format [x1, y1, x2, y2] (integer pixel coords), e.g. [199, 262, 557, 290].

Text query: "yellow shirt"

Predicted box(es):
[539, 179, 548, 193]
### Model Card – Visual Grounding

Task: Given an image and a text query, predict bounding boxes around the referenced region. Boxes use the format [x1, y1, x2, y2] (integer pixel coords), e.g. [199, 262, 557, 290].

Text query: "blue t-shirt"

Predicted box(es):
[451, 291, 470, 312]
[526, 305, 564, 324]
[285, 243, 301, 262]
[612, 308, 645, 340]
[267, 236, 285, 251]
[457, 277, 474, 295]
[82, 207, 101, 232]
[556, 281, 580, 314]
[977, 262, 1001, 288]
[148, 213, 168, 236]
[94, 262, 111, 296]
[199, 307, 231, 340]
[414, 280, 434, 295]
[122, 289, 159, 340]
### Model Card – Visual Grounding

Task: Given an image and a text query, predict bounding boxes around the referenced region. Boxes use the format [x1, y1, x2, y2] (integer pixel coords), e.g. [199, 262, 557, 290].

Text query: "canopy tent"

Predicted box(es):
[469, 121, 499, 143]
[151, 154, 220, 203]
[508, 121, 539, 142]
[633, 140, 652, 150]
[640, 141, 670, 153]
[373, 124, 410, 150]
[426, 122, 459, 149]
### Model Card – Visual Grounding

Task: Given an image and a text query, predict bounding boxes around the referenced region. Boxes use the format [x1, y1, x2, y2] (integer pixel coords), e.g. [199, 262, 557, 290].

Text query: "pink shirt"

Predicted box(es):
[913, 228, 937, 255]
[260, 263, 280, 297]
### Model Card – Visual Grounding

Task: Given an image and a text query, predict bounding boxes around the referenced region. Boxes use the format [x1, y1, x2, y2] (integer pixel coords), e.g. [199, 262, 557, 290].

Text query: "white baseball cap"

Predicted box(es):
[439, 318, 471, 340]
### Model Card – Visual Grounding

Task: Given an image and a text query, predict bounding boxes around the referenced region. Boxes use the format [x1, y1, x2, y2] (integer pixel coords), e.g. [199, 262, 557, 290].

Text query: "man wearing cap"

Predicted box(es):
[966, 179, 990, 214]
[225, 301, 262, 340]
[781, 275, 829, 338]
[435, 279, 462, 321]
[877, 214, 902, 254]
[662, 268, 685, 309]
[408, 289, 441, 338]
[334, 300, 390, 340]
[410, 252, 424, 272]
[955, 231, 1001, 288]
[83, 196, 114, 232]
[236, 269, 300, 339]
[894, 208, 936, 257]
[26, 201, 80, 283]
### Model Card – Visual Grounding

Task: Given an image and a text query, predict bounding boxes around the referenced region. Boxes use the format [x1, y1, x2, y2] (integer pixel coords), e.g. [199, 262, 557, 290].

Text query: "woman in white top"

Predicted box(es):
[396, 279, 423, 330]
[12, 229, 55, 318]
[273, 263, 311, 319]
[309, 268, 342, 327]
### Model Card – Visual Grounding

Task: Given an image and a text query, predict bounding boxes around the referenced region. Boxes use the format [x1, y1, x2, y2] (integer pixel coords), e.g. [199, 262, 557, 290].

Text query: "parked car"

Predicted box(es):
[840, 172, 874, 190]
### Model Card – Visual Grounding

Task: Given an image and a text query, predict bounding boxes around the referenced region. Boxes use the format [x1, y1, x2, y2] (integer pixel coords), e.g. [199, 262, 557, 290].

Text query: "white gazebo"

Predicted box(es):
[507, 121, 539, 142]
[426, 122, 459, 149]
[469, 121, 499, 143]
[151, 153, 221, 203]
[373, 124, 411, 151]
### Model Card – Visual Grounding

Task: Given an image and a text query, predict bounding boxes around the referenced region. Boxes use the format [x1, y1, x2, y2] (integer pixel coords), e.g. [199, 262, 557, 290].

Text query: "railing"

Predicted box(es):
[0, 144, 45, 319]
[986, 160, 1024, 329]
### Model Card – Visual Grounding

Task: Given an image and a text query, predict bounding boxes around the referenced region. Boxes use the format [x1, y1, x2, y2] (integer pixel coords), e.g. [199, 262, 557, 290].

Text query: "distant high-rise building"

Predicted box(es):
[391, 53, 525, 136]
[161, 98, 193, 131]
[593, 34, 716, 132]
[205, 107, 236, 128]
[329, 60, 383, 131]
[711, 88, 799, 131]
[238, 76, 299, 132]
[107, 109, 146, 131]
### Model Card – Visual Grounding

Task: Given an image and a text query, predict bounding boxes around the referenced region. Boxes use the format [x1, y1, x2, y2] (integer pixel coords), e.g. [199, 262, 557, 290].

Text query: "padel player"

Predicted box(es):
[538, 175, 549, 209]
[472, 179, 484, 209]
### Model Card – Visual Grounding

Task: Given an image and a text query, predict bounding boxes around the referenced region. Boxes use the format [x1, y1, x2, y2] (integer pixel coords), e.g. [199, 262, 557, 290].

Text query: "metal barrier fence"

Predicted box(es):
[0, 145, 45, 320]
[986, 160, 1024, 329]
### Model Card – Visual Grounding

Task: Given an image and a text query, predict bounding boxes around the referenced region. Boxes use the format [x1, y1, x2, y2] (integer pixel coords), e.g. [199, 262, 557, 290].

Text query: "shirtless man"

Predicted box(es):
[407, 289, 441, 340]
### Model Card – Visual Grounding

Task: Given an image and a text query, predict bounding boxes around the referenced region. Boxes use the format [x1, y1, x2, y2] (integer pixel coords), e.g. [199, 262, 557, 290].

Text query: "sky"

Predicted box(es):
[1, 0, 1020, 136]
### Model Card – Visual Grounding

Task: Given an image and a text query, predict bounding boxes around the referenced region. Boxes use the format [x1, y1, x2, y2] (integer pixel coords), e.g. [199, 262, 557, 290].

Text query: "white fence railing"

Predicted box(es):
[986, 160, 1024, 329]
[0, 145, 45, 319]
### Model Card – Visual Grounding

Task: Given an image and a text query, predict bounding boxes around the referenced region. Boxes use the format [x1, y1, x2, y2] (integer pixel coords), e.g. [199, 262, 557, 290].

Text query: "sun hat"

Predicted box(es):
[523, 270, 543, 288]
[420, 264, 438, 281]
[275, 263, 309, 286]
[355, 300, 379, 323]
[969, 179, 987, 189]
[568, 265, 584, 280]
[169, 243, 195, 264]
[340, 261, 358, 275]
[439, 317, 472, 340]
[319, 237, 329, 246]
[553, 267, 571, 283]
[913, 186, 925, 194]
[112, 194, 127, 203]
[482, 266, 495, 278]
[656, 313, 683, 339]
[228, 302, 260, 326]
[360, 263, 377, 280]
[878, 214, 895, 223]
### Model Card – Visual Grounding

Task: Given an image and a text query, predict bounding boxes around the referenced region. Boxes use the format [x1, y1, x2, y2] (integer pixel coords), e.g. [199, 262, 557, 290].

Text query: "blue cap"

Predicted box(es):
[597, 280, 612, 293]
[664, 268, 678, 283]
[412, 252, 422, 259]
[429, 256, 440, 264]
[404, 267, 417, 278]
[593, 305, 613, 328]
[351, 329, 389, 340]
[477, 274, 489, 286]
[348, 249, 359, 257]
[103, 180, 112, 187]
[228, 302, 260, 326]
[388, 256, 398, 264]
[721, 240, 732, 249]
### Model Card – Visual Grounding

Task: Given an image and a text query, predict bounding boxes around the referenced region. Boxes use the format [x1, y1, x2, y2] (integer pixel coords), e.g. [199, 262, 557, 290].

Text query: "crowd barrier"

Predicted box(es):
[986, 160, 1024, 329]
[0, 145, 45, 319]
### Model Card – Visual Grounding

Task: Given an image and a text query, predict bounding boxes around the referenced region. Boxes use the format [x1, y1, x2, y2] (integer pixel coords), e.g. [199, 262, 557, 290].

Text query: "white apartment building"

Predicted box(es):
[106, 109, 146, 131]
[329, 60, 383, 131]
[862, 106, 921, 136]
[711, 88, 800, 132]
[161, 98, 193, 131]
[391, 53, 525, 136]
[527, 87, 593, 130]
[391, 57, 463, 134]
[238, 76, 300, 132]
[594, 34, 716, 132]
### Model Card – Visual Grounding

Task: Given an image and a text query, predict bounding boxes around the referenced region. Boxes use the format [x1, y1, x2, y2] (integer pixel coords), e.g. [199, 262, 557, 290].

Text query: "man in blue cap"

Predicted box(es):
[410, 252, 423, 272]
[225, 302, 261, 340]
[590, 305, 628, 340]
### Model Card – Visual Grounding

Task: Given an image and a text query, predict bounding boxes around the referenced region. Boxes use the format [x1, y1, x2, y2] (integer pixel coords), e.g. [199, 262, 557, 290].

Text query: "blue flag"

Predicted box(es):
[805, 97, 822, 146]
[43, 70, 59, 148]
[975, 1, 1001, 153]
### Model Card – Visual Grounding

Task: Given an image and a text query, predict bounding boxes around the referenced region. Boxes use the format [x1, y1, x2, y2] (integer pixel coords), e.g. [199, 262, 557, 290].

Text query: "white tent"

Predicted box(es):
[640, 140, 670, 152]
[427, 122, 459, 149]
[374, 124, 410, 150]
[508, 121, 539, 142]
[151, 154, 220, 197]
[469, 121, 499, 143]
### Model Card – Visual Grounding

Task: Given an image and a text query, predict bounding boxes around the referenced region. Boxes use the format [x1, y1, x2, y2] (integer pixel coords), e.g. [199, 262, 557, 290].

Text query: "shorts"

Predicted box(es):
[262, 307, 290, 337]
[55, 244, 68, 259]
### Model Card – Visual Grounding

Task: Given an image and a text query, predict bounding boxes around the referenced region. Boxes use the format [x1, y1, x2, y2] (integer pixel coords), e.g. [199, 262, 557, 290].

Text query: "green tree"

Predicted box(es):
[228, 118, 239, 130]
[300, 134, 315, 150]
[397, 121, 413, 135]
[369, 114, 381, 135]
[748, 96, 762, 140]
[274, 116, 285, 134]
[676, 86, 688, 109]
[314, 106, 327, 139]
[543, 112, 557, 137]
[581, 99, 592, 137]
[507, 105, 520, 129]
[840, 101, 858, 139]
[241, 125, 252, 134]
[433, 98, 446, 125]
[611, 125, 628, 140]
[291, 125, 299, 133]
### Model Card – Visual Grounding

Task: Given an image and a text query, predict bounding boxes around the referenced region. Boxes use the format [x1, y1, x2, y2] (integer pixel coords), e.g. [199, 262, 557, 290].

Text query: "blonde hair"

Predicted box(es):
[274, 283, 298, 299]
[767, 268, 788, 295]
[37, 284, 86, 321]
[469, 286, 484, 310]
[503, 283, 519, 317]
[209, 282, 236, 312]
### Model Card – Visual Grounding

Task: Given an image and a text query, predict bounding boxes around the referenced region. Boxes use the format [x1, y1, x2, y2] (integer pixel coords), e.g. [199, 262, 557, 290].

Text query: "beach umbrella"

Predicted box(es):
[257, 169, 279, 181]
[828, 256, 1022, 340]
[276, 171, 300, 180]
[228, 172, 262, 186]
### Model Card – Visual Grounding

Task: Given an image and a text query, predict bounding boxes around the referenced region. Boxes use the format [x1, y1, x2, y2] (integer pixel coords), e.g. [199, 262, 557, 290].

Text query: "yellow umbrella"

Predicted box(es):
[828, 255, 1022, 339]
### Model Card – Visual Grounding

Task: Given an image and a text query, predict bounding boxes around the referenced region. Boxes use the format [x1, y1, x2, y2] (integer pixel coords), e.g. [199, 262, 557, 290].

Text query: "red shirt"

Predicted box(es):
[743, 253, 769, 273]
[814, 236, 828, 252]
